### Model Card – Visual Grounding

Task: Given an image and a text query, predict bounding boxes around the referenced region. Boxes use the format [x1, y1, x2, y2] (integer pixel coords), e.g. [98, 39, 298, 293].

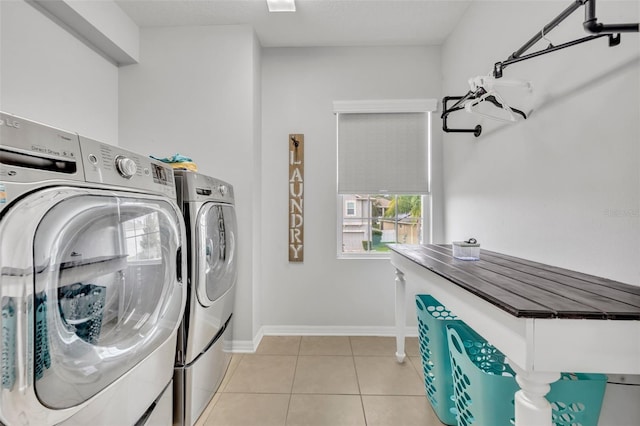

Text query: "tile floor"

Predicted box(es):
[195, 336, 446, 426]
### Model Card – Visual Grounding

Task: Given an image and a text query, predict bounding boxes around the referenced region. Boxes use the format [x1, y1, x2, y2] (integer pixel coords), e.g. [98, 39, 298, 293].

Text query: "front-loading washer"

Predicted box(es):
[172, 171, 237, 426]
[0, 112, 187, 425]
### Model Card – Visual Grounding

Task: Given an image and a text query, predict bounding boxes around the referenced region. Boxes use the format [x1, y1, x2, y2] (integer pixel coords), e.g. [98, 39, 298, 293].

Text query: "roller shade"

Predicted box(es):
[335, 99, 435, 194]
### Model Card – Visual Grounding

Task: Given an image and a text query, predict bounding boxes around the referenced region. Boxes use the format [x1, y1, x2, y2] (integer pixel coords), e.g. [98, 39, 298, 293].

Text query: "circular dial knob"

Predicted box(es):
[218, 185, 227, 196]
[114, 155, 137, 178]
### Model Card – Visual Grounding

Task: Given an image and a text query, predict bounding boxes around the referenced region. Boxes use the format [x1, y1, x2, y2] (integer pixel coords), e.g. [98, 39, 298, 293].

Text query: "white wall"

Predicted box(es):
[118, 25, 261, 347]
[261, 46, 443, 333]
[0, 0, 118, 142]
[441, 2, 640, 423]
[442, 1, 639, 286]
[251, 32, 263, 342]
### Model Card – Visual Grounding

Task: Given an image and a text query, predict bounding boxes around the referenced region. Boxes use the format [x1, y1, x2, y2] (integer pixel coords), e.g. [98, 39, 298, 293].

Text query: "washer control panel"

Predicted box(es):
[80, 136, 177, 199]
[114, 155, 138, 179]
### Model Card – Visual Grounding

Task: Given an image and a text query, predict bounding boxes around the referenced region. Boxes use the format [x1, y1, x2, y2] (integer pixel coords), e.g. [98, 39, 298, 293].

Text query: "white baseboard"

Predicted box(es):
[231, 327, 264, 353]
[262, 325, 418, 337]
[230, 325, 418, 353]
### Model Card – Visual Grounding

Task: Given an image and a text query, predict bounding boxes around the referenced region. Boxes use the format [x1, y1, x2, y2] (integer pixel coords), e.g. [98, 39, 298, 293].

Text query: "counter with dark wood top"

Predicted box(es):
[389, 244, 640, 426]
[390, 244, 640, 320]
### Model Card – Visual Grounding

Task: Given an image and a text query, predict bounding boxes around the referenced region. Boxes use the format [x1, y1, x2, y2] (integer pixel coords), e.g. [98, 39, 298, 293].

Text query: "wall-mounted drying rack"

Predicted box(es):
[442, 0, 639, 137]
[442, 80, 530, 138]
[442, 95, 482, 137]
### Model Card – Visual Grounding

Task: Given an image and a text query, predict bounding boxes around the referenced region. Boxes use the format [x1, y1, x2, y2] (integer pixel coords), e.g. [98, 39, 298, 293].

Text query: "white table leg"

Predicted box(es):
[510, 362, 560, 426]
[394, 268, 406, 363]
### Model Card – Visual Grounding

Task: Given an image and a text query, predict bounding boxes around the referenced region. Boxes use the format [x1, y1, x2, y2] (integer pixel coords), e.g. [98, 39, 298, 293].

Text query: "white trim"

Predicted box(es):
[230, 340, 256, 353]
[333, 99, 438, 114]
[337, 252, 390, 260]
[230, 328, 264, 353]
[426, 111, 433, 244]
[335, 115, 341, 256]
[261, 325, 418, 337]
[336, 194, 342, 255]
[31, 0, 140, 65]
[229, 326, 419, 353]
[345, 200, 356, 217]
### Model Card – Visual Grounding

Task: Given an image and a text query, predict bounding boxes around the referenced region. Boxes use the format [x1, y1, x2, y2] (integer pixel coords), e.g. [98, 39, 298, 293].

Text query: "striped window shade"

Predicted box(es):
[334, 99, 437, 195]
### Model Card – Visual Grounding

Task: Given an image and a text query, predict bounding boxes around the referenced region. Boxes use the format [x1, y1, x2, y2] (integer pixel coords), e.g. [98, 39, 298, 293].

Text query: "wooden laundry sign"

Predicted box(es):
[289, 134, 304, 262]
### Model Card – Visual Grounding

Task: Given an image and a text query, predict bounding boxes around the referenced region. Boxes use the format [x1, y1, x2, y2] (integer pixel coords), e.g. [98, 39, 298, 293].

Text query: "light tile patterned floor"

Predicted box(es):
[195, 336, 446, 426]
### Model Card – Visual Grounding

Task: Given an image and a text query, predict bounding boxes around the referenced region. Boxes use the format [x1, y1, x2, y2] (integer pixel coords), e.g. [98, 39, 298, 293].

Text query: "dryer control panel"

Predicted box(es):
[174, 170, 234, 205]
[0, 112, 85, 183]
[80, 137, 177, 199]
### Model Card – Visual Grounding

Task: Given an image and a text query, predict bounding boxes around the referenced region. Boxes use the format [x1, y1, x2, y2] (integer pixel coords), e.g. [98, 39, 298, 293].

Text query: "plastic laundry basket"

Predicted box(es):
[446, 323, 607, 426]
[415, 294, 461, 425]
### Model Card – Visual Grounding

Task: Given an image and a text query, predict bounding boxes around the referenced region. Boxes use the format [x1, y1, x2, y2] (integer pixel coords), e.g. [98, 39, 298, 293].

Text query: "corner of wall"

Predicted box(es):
[232, 326, 264, 353]
[251, 32, 264, 340]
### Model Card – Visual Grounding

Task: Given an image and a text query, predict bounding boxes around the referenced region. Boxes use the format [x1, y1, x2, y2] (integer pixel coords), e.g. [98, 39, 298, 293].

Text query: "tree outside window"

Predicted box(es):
[340, 194, 423, 255]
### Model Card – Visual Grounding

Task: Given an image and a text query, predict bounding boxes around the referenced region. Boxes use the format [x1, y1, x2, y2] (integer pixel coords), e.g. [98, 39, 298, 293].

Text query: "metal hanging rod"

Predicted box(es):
[493, 33, 615, 79]
[442, 96, 482, 137]
[442, 0, 639, 136]
[584, 0, 639, 34]
[493, 0, 639, 77]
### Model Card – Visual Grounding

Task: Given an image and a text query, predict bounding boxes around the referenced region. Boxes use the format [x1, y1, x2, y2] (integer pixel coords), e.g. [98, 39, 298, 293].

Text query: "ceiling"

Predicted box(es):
[115, 0, 473, 47]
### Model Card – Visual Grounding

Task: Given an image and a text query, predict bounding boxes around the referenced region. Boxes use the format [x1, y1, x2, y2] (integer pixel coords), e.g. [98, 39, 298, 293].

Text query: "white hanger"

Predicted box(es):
[464, 89, 522, 122]
[468, 75, 533, 92]
[464, 75, 533, 122]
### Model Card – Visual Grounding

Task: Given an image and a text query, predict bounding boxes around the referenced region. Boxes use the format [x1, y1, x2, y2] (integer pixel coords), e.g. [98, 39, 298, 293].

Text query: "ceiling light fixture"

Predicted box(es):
[267, 0, 296, 13]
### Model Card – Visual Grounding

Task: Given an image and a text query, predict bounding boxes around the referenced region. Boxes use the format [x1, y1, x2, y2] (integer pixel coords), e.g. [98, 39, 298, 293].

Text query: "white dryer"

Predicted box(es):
[0, 113, 187, 425]
[173, 171, 237, 426]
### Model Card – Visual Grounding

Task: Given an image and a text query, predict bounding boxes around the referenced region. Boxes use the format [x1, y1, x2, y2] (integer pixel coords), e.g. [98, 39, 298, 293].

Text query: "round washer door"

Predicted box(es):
[0, 187, 185, 411]
[195, 203, 237, 307]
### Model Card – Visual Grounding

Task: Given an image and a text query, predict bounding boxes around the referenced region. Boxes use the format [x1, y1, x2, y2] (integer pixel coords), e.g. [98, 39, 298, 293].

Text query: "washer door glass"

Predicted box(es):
[32, 194, 184, 409]
[196, 204, 237, 306]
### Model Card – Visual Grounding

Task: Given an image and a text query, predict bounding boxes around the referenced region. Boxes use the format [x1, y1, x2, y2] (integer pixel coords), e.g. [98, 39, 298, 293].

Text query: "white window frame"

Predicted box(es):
[337, 194, 429, 259]
[335, 99, 435, 259]
[123, 211, 163, 264]
[345, 200, 357, 217]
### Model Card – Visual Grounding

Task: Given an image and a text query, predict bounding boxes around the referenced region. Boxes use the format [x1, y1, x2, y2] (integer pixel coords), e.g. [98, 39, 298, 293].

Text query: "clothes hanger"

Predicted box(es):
[477, 88, 528, 120]
[464, 75, 532, 122]
[464, 87, 527, 122]
[468, 75, 533, 92]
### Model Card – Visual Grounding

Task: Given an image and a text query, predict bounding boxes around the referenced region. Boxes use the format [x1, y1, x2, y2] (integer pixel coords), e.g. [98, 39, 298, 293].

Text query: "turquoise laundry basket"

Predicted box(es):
[415, 294, 461, 425]
[446, 323, 608, 426]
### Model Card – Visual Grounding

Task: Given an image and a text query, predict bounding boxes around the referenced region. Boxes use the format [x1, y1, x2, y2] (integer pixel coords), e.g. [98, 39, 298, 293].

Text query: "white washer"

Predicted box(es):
[0, 112, 187, 425]
[173, 171, 237, 426]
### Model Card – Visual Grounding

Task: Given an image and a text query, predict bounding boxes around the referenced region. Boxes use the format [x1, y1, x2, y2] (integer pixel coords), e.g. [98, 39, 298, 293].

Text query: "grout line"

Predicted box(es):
[349, 337, 368, 426]
[351, 355, 362, 395]
[284, 391, 293, 426]
[220, 353, 246, 393]
[286, 340, 302, 426]
[288, 392, 363, 396]
[196, 354, 245, 425]
[349, 337, 366, 425]
[360, 393, 368, 426]
[284, 348, 300, 425]
[296, 354, 354, 357]
[290, 351, 299, 394]
[212, 336, 435, 425]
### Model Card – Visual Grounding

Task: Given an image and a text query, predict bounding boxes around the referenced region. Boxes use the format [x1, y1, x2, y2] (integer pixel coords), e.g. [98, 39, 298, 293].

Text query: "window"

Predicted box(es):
[345, 200, 356, 216]
[334, 99, 436, 257]
[123, 212, 162, 261]
[339, 194, 425, 254]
